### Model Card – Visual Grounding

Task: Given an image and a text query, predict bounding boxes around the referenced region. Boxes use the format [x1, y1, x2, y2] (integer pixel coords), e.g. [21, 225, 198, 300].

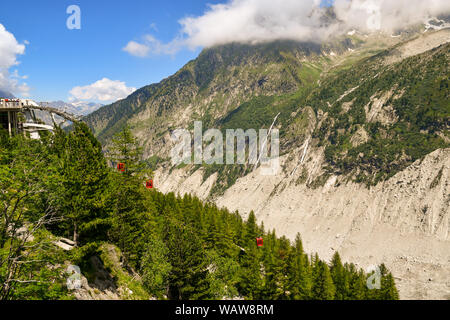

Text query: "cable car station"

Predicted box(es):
[0, 98, 81, 138]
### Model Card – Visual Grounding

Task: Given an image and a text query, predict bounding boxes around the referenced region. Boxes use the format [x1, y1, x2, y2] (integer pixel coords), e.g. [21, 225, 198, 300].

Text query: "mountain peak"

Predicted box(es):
[0, 89, 15, 99]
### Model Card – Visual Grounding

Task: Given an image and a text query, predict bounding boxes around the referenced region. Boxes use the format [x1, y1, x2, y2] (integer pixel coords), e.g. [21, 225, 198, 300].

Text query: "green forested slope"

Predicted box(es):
[0, 125, 398, 300]
[85, 39, 353, 143]
[308, 43, 450, 185]
[83, 34, 449, 196]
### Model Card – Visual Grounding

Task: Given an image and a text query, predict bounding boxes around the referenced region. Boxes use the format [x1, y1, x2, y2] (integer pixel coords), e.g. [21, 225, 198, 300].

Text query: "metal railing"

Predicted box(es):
[1, 99, 81, 123]
[0, 100, 22, 109]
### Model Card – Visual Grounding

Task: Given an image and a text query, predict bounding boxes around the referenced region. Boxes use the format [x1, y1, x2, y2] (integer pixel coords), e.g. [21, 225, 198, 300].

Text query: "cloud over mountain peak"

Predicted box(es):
[124, 0, 450, 57]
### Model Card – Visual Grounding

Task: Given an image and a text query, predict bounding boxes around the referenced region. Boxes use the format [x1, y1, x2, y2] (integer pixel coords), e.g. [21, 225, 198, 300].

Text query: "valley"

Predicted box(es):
[84, 27, 450, 300]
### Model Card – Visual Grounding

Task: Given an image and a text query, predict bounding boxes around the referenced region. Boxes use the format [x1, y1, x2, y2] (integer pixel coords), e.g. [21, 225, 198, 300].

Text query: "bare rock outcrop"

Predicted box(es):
[155, 148, 450, 300]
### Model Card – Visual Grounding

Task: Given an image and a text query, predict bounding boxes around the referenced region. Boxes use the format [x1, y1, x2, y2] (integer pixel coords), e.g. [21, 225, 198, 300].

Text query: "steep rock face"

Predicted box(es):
[217, 148, 450, 300]
[85, 39, 359, 157]
[85, 29, 450, 299]
[155, 148, 449, 300]
[70, 244, 149, 300]
[85, 29, 448, 188]
[150, 32, 449, 299]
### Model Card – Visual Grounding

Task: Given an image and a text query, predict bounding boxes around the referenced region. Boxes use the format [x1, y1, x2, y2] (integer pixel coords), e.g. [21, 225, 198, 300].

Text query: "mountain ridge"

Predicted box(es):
[83, 28, 450, 299]
[0, 89, 15, 99]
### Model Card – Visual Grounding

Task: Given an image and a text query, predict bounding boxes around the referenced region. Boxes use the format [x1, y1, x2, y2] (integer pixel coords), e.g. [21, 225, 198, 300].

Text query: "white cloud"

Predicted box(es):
[124, 0, 450, 56]
[123, 35, 183, 57]
[0, 23, 29, 96]
[334, 0, 450, 32]
[69, 78, 136, 102]
[179, 0, 329, 48]
[123, 41, 150, 57]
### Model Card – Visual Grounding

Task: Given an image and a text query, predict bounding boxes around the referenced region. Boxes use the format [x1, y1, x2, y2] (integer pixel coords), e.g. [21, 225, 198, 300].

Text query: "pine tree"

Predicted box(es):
[287, 234, 312, 300]
[107, 126, 153, 266]
[348, 266, 367, 300]
[379, 264, 399, 300]
[260, 234, 282, 299]
[330, 252, 349, 300]
[380, 273, 399, 300]
[238, 245, 263, 299]
[164, 219, 211, 300]
[140, 234, 172, 298]
[244, 211, 259, 245]
[59, 123, 110, 246]
[107, 125, 148, 178]
[312, 260, 336, 300]
[109, 175, 148, 267]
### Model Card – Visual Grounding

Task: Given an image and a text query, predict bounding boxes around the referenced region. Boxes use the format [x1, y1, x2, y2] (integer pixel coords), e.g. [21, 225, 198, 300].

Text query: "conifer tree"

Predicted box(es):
[263, 236, 290, 300]
[107, 125, 148, 178]
[238, 245, 263, 299]
[378, 264, 399, 300]
[312, 261, 336, 300]
[287, 233, 312, 300]
[107, 126, 152, 266]
[109, 176, 148, 267]
[140, 234, 172, 298]
[380, 273, 399, 300]
[59, 123, 110, 246]
[243, 211, 259, 246]
[164, 219, 211, 300]
[330, 252, 349, 300]
[348, 266, 367, 300]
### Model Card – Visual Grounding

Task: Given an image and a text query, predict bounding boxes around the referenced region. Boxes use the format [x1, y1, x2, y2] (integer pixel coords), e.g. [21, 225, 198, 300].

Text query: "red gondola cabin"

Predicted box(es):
[256, 237, 263, 247]
[117, 163, 125, 172]
[146, 180, 153, 189]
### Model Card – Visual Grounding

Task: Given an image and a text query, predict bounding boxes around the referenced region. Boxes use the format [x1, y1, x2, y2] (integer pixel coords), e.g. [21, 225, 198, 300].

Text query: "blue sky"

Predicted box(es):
[0, 0, 223, 102]
[1, 0, 441, 104]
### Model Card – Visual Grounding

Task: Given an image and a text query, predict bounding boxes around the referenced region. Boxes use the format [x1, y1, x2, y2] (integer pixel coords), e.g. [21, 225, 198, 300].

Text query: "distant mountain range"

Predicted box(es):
[31, 100, 103, 126]
[46, 100, 104, 116]
[0, 89, 15, 99]
[0, 90, 102, 117]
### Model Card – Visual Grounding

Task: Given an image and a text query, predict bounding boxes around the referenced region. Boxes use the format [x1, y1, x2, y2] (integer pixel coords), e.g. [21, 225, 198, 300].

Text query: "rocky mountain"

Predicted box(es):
[33, 100, 103, 126]
[84, 27, 450, 299]
[48, 100, 103, 116]
[0, 89, 15, 99]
